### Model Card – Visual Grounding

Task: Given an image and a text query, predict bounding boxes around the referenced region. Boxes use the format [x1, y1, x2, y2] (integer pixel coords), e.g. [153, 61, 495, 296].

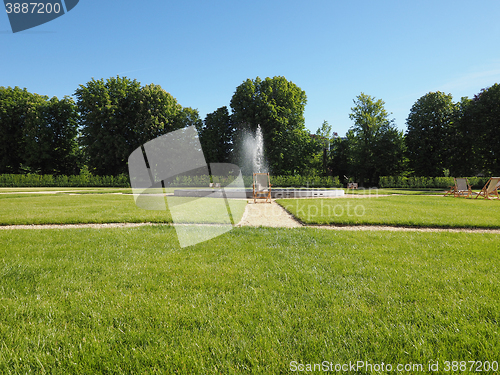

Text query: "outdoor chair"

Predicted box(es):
[453, 177, 472, 198]
[253, 173, 272, 203]
[443, 183, 456, 196]
[474, 177, 500, 200]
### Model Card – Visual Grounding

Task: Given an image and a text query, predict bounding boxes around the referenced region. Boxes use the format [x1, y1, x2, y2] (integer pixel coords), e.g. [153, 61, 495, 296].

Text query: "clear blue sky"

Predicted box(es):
[2, 0, 500, 136]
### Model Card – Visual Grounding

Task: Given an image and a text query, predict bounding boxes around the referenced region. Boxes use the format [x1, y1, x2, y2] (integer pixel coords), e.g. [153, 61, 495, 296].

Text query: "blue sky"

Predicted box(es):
[2, 0, 500, 136]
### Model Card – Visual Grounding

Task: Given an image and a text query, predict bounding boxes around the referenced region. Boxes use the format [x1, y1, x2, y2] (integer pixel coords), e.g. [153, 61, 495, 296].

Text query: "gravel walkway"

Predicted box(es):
[2, 199, 500, 233]
[236, 200, 302, 228]
[235, 200, 500, 233]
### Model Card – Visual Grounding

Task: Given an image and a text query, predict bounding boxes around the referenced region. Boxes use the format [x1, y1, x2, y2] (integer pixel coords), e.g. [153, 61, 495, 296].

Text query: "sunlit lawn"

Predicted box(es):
[1, 188, 500, 373]
[343, 188, 445, 195]
[0, 191, 247, 226]
[278, 195, 500, 228]
[1, 226, 499, 373]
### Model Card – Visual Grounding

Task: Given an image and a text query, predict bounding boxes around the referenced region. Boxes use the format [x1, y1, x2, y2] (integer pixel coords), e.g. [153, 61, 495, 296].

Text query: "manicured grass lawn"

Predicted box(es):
[0, 187, 133, 194]
[344, 188, 445, 195]
[0, 191, 247, 225]
[2, 188, 499, 372]
[1, 227, 499, 373]
[0, 193, 172, 225]
[278, 196, 500, 228]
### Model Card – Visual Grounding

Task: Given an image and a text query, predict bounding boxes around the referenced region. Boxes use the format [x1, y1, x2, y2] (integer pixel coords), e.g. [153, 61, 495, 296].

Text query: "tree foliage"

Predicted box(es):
[468, 84, 500, 175]
[310, 120, 337, 176]
[75, 76, 200, 175]
[198, 106, 234, 164]
[0, 86, 78, 174]
[75, 77, 142, 175]
[405, 92, 456, 176]
[0, 86, 32, 173]
[230, 76, 312, 175]
[23, 95, 79, 174]
[445, 96, 475, 176]
[4, 76, 499, 183]
[347, 93, 405, 185]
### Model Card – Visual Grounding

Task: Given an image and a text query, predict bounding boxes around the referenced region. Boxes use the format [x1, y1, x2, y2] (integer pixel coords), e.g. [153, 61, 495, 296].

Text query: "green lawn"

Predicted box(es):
[1, 189, 500, 373]
[278, 195, 500, 228]
[1, 227, 499, 373]
[0, 192, 247, 226]
[343, 188, 446, 195]
[0, 187, 134, 194]
[0, 193, 171, 225]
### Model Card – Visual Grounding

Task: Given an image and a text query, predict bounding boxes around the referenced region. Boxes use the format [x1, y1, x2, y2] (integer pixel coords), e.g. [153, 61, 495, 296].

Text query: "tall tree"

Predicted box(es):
[468, 84, 500, 175]
[135, 83, 184, 145]
[75, 76, 199, 175]
[198, 106, 234, 164]
[75, 76, 142, 175]
[0, 87, 79, 174]
[348, 93, 404, 185]
[330, 136, 352, 183]
[405, 91, 455, 176]
[312, 120, 336, 176]
[0, 86, 32, 173]
[23, 95, 79, 174]
[445, 96, 476, 176]
[230, 76, 312, 175]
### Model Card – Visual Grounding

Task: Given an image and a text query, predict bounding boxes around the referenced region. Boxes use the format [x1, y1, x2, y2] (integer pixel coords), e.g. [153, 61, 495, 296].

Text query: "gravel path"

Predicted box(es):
[236, 200, 302, 228]
[2, 199, 500, 233]
[235, 200, 500, 233]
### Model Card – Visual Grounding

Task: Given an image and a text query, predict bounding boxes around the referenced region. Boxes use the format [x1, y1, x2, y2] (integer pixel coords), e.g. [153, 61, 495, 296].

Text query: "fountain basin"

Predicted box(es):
[173, 188, 344, 199]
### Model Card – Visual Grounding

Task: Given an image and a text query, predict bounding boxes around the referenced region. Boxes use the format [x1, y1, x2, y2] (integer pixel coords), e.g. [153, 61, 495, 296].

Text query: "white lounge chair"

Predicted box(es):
[253, 173, 272, 203]
[453, 177, 472, 198]
[474, 177, 500, 200]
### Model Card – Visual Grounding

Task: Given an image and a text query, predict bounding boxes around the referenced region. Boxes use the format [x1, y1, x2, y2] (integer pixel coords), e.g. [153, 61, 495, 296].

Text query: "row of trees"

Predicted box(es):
[0, 86, 78, 175]
[75, 77, 201, 175]
[405, 87, 500, 177]
[0, 77, 202, 175]
[200, 81, 500, 185]
[328, 85, 500, 185]
[1, 76, 316, 177]
[1, 77, 499, 184]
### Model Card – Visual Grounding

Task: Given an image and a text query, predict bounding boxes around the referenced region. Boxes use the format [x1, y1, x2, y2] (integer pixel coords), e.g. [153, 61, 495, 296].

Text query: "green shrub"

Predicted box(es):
[0, 173, 130, 188]
[0, 173, 344, 188]
[165, 174, 342, 188]
[379, 176, 490, 189]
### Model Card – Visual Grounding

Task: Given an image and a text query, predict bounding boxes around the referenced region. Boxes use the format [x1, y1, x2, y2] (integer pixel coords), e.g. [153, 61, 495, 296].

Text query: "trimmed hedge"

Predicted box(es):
[0, 173, 343, 188]
[379, 176, 490, 189]
[270, 175, 342, 188]
[3, 173, 490, 189]
[168, 175, 342, 188]
[0, 173, 130, 187]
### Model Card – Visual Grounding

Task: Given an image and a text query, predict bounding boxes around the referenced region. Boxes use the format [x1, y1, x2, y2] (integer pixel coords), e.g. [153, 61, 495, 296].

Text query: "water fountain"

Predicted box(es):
[173, 124, 344, 199]
[241, 125, 267, 175]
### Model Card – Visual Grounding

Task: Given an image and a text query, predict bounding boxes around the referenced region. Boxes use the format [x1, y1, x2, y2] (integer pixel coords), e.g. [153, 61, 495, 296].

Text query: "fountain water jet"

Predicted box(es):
[242, 125, 268, 175]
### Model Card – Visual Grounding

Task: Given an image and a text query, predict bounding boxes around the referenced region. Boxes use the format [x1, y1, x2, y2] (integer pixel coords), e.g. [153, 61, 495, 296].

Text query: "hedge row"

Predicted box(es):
[3, 173, 492, 189]
[379, 176, 490, 189]
[0, 173, 343, 188]
[269, 175, 342, 188]
[168, 175, 342, 188]
[0, 173, 130, 187]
